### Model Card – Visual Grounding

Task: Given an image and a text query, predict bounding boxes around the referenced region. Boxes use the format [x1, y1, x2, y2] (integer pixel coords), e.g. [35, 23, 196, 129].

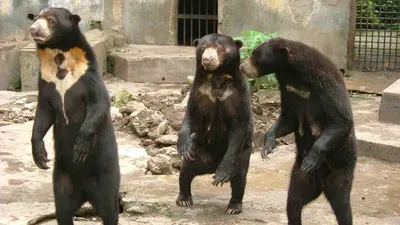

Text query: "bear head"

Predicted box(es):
[27, 8, 81, 46]
[193, 34, 243, 72]
[240, 37, 290, 78]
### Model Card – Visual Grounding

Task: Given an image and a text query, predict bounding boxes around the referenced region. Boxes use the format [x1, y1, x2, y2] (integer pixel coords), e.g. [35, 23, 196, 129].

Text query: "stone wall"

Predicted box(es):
[219, 0, 352, 71]
[122, 0, 178, 45]
[0, 0, 113, 42]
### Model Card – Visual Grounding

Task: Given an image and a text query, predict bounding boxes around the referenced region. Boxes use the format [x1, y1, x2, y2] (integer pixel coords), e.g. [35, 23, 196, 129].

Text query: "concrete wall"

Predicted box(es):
[122, 0, 178, 45]
[0, 0, 112, 42]
[219, 0, 352, 70]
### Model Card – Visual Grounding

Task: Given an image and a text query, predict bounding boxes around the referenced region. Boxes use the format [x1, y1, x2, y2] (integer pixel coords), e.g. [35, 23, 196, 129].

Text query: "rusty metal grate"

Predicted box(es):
[353, 0, 400, 71]
[178, 0, 218, 46]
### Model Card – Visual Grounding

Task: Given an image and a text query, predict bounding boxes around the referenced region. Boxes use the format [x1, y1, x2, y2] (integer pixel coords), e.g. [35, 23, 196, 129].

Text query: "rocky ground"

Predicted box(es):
[0, 78, 399, 225]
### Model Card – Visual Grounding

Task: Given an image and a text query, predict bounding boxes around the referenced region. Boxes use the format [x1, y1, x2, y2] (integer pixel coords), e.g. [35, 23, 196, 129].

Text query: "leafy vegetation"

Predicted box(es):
[357, 0, 400, 30]
[112, 89, 134, 107]
[235, 30, 280, 90]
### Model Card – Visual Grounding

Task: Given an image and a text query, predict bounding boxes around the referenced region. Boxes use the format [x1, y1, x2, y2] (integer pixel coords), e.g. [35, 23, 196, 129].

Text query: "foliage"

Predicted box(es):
[235, 30, 280, 90]
[356, 0, 400, 30]
[112, 89, 134, 107]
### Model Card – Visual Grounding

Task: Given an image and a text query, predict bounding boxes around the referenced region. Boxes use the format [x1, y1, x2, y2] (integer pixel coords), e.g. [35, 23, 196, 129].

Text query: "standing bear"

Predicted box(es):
[176, 34, 254, 215]
[240, 37, 357, 225]
[28, 8, 120, 225]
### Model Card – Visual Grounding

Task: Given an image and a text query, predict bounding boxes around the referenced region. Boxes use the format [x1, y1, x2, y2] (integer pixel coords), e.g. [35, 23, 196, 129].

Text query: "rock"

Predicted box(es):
[170, 153, 182, 170]
[142, 139, 154, 146]
[145, 146, 176, 157]
[147, 120, 168, 140]
[0, 121, 12, 126]
[15, 98, 27, 105]
[119, 100, 146, 115]
[146, 154, 172, 175]
[125, 205, 147, 214]
[155, 134, 178, 146]
[22, 102, 37, 111]
[180, 92, 190, 106]
[22, 110, 35, 120]
[252, 103, 263, 115]
[110, 106, 122, 121]
[130, 108, 166, 137]
[11, 107, 21, 114]
[0, 108, 11, 113]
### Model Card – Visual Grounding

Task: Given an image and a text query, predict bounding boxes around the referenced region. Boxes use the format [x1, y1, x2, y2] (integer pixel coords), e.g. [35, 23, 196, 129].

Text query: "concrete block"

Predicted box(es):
[122, 0, 177, 45]
[0, 42, 27, 90]
[20, 43, 39, 92]
[356, 121, 400, 162]
[109, 44, 195, 83]
[20, 29, 111, 92]
[379, 79, 400, 124]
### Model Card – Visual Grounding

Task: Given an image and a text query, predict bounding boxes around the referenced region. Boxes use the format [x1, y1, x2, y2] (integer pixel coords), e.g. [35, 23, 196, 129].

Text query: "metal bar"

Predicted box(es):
[363, 0, 369, 70]
[206, 0, 208, 33]
[213, 0, 216, 33]
[183, 0, 186, 46]
[190, 0, 193, 45]
[177, 14, 218, 20]
[376, 1, 382, 71]
[382, 0, 388, 70]
[386, 0, 392, 70]
[357, 1, 362, 70]
[369, 0, 374, 71]
[395, 1, 400, 70]
[198, 0, 201, 39]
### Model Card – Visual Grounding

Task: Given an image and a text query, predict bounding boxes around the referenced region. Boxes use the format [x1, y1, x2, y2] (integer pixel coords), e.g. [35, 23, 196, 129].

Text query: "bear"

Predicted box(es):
[176, 34, 254, 215]
[28, 8, 120, 225]
[240, 37, 357, 225]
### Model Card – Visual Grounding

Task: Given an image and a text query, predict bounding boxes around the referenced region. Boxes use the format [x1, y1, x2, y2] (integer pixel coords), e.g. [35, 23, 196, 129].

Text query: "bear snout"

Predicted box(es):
[201, 48, 220, 70]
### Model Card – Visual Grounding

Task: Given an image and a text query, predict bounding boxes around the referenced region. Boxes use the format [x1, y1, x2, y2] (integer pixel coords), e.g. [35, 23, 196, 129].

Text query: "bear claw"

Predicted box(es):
[224, 202, 242, 215]
[176, 195, 193, 207]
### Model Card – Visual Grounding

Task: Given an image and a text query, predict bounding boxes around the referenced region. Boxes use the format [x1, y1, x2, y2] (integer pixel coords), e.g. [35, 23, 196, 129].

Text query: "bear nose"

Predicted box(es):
[30, 26, 39, 35]
[203, 57, 211, 65]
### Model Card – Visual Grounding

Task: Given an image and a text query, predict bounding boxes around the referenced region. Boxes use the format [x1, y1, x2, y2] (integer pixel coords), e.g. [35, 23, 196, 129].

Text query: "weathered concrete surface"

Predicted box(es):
[0, 86, 399, 225]
[219, 0, 351, 70]
[19, 29, 117, 91]
[109, 45, 195, 83]
[0, 42, 28, 90]
[379, 79, 400, 124]
[122, 0, 177, 45]
[345, 71, 400, 95]
[357, 122, 400, 162]
[0, 0, 113, 42]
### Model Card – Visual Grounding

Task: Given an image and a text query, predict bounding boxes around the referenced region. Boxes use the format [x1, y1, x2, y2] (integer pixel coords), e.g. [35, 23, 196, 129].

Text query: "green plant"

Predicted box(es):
[112, 89, 134, 107]
[235, 30, 280, 90]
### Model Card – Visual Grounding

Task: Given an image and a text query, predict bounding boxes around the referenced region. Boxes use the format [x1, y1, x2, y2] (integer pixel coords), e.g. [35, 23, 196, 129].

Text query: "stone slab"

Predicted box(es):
[0, 42, 28, 90]
[109, 44, 195, 83]
[356, 121, 400, 162]
[378, 79, 400, 124]
[20, 29, 112, 92]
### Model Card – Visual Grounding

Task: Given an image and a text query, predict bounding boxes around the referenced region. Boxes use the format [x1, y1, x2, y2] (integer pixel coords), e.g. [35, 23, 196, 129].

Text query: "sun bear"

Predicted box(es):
[176, 34, 254, 215]
[240, 37, 357, 225]
[28, 8, 120, 225]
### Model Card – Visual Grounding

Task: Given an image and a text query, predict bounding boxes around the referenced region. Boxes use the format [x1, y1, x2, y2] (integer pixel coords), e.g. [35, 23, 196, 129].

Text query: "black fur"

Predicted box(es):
[241, 37, 357, 225]
[29, 8, 120, 225]
[176, 34, 253, 215]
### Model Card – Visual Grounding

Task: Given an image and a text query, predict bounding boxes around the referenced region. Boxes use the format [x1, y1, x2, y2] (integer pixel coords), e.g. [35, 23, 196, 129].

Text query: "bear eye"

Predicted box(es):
[48, 18, 55, 25]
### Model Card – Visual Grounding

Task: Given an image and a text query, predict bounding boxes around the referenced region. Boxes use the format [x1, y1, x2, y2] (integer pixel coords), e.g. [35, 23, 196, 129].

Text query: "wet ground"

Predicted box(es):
[0, 86, 399, 225]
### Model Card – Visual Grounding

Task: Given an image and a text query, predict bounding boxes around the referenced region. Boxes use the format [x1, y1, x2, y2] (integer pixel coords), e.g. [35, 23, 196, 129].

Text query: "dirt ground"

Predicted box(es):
[0, 83, 399, 225]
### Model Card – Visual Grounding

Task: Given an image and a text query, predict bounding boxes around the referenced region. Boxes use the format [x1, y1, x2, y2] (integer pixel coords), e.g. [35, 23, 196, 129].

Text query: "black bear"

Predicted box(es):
[176, 34, 254, 215]
[28, 8, 120, 225]
[240, 37, 357, 225]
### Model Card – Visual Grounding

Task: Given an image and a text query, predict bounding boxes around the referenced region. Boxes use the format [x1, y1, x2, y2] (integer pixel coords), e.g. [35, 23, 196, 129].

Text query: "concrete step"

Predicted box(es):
[379, 79, 400, 124]
[109, 45, 195, 83]
[356, 121, 400, 162]
[19, 29, 126, 92]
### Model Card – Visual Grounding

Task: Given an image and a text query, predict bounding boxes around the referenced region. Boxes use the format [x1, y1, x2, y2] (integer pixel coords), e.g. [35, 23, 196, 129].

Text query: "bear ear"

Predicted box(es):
[273, 45, 289, 59]
[193, 39, 200, 47]
[71, 14, 81, 24]
[234, 40, 243, 49]
[27, 13, 36, 21]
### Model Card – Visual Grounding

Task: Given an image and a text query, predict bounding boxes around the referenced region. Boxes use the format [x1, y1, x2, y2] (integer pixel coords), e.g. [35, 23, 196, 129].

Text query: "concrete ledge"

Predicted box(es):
[0, 42, 28, 90]
[109, 45, 195, 83]
[356, 121, 400, 162]
[379, 79, 400, 124]
[20, 29, 117, 92]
